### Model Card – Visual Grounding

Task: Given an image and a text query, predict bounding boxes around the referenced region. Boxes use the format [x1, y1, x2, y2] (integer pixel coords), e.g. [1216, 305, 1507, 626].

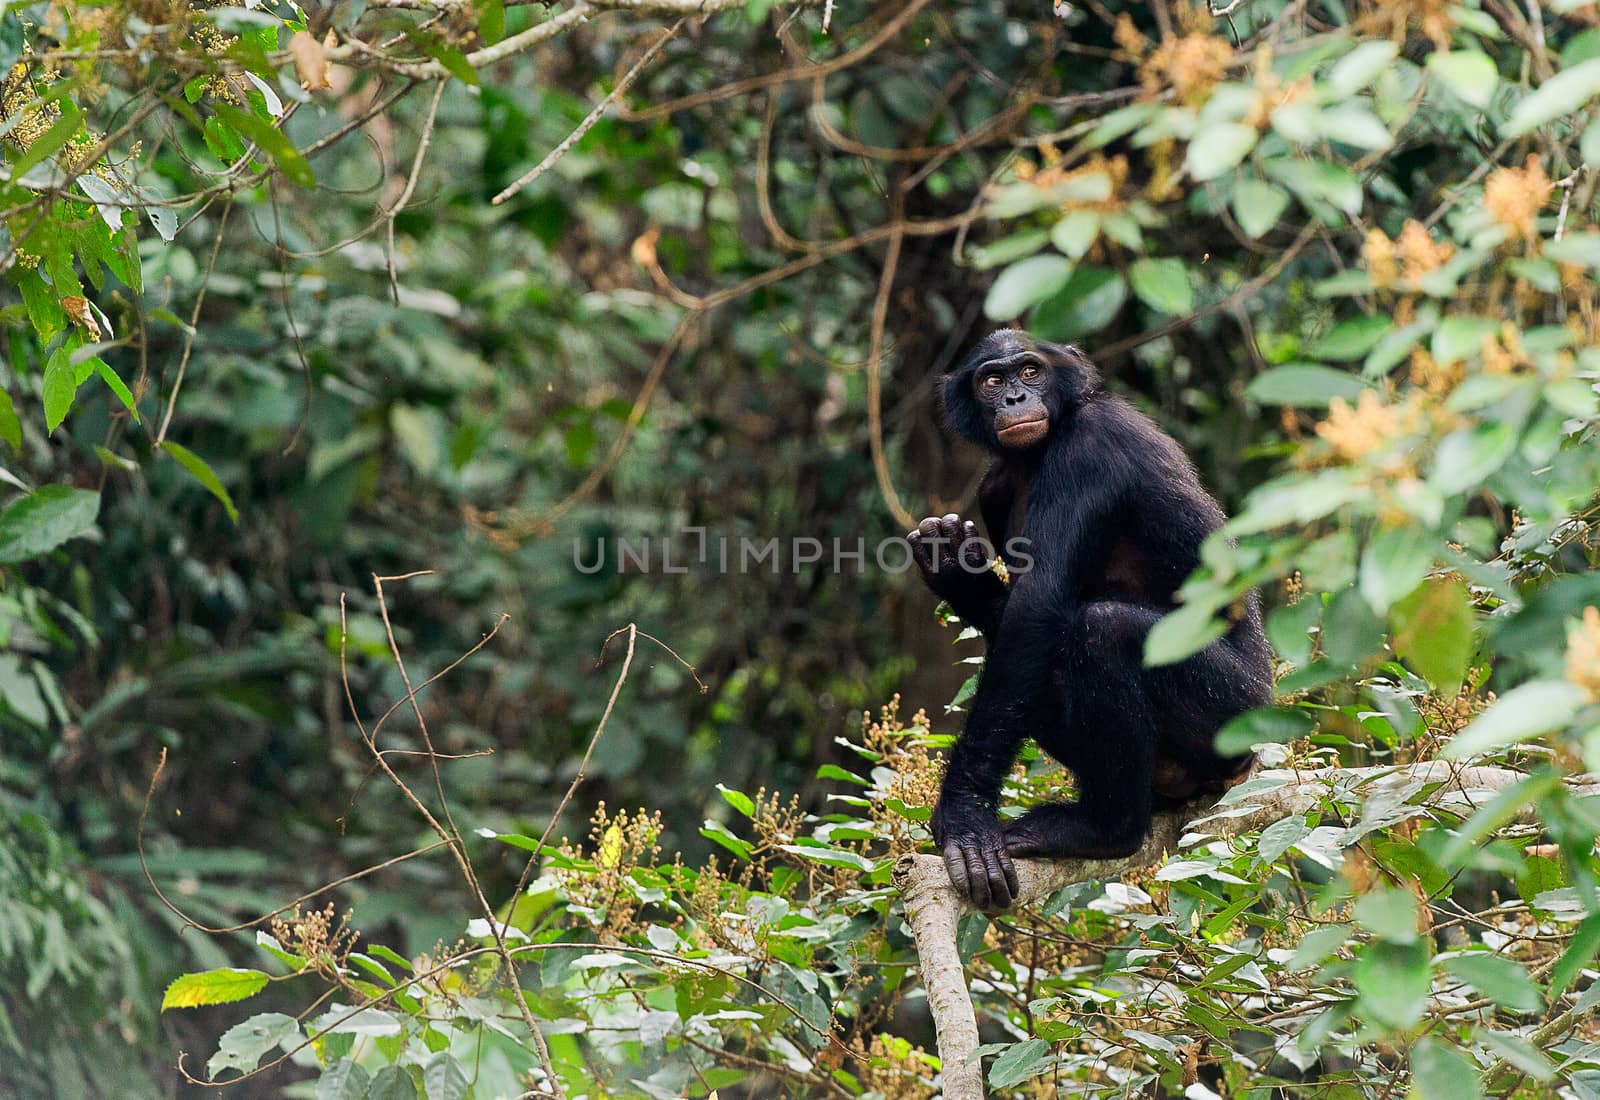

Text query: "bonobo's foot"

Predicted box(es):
[1002, 803, 1147, 861]
[932, 799, 1018, 910]
[907, 514, 1000, 603]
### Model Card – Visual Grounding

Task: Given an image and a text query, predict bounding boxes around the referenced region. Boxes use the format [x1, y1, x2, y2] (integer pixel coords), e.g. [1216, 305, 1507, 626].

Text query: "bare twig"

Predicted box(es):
[866, 224, 914, 529]
[491, 21, 682, 205]
[388, 79, 447, 300]
[154, 203, 232, 446]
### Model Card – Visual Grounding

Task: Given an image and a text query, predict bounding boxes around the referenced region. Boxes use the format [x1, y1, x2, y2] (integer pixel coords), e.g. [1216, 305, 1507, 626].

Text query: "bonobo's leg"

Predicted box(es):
[1003, 601, 1259, 860]
[908, 513, 1009, 638]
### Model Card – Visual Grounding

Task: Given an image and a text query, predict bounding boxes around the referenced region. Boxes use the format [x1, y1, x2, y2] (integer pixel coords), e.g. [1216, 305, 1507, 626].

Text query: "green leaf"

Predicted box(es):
[1440, 773, 1559, 865]
[971, 229, 1048, 271]
[1441, 954, 1541, 1012]
[1410, 1037, 1484, 1100]
[1086, 102, 1158, 148]
[207, 1012, 299, 1080]
[1185, 121, 1258, 181]
[1231, 179, 1289, 239]
[1430, 423, 1518, 494]
[0, 486, 100, 564]
[816, 763, 868, 785]
[162, 968, 271, 1010]
[1143, 602, 1227, 668]
[1050, 210, 1099, 261]
[1431, 315, 1500, 364]
[1475, 1030, 1554, 1081]
[11, 101, 83, 179]
[1354, 941, 1429, 1029]
[700, 819, 754, 860]
[1320, 105, 1392, 151]
[475, 0, 506, 45]
[984, 255, 1073, 321]
[716, 784, 755, 816]
[204, 114, 247, 163]
[1305, 315, 1392, 361]
[949, 671, 979, 709]
[1353, 887, 1419, 944]
[1323, 586, 1382, 666]
[1215, 706, 1315, 755]
[1227, 467, 1367, 535]
[1359, 526, 1434, 614]
[1256, 815, 1312, 865]
[317, 1057, 371, 1100]
[1442, 680, 1589, 759]
[213, 104, 315, 188]
[1391, 576, 1475, 694]
[0, 389, 20, 451]
[0, 11, 23, 71]
[1287, 923, 1350, 970]
[423, 1052, 469, 1100]
[1246, 364, 1369, 406]
[42, 347, 77, 431]
[988, 1038, 1053, 1089]
[367, 1066, 418, 1100]
[1328, 39, 1399, 96]
[1504, 58, 1600, 136]
[163, 442, 240, 524]
[1583, 116, 1600, 166]
[1550, 913, 1600, 1002]
[95, 361, 139, 420]
[19, 270, 66, 340]
[1427, 50, 1499, 108]
[1127, 257, 1194, 315]
[1542, 232, 1600, 267]
[1265, 157, 1363, 216]
[1105, 213, 1147, 252]
[1365, 314, 1433, 377]
[1031, 266, 1126, 341]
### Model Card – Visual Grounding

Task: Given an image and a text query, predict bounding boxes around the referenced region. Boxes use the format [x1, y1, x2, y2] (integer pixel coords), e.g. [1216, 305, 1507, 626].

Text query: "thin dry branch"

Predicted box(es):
[491, 21, 682, 205]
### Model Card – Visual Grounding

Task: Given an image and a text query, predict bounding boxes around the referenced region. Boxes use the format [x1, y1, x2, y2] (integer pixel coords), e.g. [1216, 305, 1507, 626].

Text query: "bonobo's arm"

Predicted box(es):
[908, 513, 1009, 639]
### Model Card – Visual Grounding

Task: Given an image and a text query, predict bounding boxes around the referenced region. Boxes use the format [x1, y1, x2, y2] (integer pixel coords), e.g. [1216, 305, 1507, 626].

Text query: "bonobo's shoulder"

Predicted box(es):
[1082, 393, 1200, 477]
[1081, 393, 1175, 444]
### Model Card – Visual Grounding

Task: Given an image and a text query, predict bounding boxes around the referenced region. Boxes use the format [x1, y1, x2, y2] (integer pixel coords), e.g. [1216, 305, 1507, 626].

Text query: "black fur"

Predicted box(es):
[908, 329, 1272, 909]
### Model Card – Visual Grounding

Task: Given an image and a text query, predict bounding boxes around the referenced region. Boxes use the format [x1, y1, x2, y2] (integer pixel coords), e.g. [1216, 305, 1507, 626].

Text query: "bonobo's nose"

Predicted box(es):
[1004, 390, 1026, 404]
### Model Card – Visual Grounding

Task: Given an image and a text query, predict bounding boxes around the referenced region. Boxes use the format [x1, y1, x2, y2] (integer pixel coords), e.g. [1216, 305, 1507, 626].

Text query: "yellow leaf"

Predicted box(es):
[161, 968, 270, 1010]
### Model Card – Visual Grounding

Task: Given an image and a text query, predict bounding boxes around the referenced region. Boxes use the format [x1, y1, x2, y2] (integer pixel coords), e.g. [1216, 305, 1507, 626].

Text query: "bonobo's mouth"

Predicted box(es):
[996, 416, 1049, 447]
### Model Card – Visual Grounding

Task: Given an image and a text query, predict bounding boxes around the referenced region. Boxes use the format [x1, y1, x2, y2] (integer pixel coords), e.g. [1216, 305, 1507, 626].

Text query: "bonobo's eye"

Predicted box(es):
[1020, 365, 1041, 381]
[980, 373, 1003, 391]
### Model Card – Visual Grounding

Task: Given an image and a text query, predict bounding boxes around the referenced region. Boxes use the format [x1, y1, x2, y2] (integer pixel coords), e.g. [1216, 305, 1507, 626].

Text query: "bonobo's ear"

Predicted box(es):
[1043, 341, 1101, 406]
[939, 350, 991, 446]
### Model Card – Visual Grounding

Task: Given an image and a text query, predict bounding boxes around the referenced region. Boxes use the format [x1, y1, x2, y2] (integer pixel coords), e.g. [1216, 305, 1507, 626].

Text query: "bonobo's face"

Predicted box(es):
[943, 330, 1099, 453]
[974, 348, 1052, 449]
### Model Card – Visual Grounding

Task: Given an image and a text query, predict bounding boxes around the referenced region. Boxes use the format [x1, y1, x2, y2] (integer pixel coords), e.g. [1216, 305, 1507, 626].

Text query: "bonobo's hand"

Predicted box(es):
[931, 799, 1019, 910]
[907, 514, 1000, 604]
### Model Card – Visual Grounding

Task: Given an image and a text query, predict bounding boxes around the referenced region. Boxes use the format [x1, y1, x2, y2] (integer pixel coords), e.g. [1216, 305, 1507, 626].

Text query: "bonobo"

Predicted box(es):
[908, 329, 1272, 909]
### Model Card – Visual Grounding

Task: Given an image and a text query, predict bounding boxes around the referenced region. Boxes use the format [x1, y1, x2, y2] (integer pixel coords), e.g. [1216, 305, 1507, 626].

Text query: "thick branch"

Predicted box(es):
[893, 763, 1594, 1100]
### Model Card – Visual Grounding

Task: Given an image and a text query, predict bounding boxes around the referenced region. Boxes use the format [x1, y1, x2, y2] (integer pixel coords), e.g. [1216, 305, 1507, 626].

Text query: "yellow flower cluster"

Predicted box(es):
[1484, 155, 1552, 241]
[1356, 0, 1455, 50]
[1363, 219, 1455, 289]
[1314, 390, 1421, 462]
[1567, 607, 1600, 701]
[1143, 31, 1234, 107]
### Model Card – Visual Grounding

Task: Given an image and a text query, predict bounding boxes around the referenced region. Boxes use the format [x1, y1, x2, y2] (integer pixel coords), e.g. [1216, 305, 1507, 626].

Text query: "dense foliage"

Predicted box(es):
[6, 0, 1600, 1096]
